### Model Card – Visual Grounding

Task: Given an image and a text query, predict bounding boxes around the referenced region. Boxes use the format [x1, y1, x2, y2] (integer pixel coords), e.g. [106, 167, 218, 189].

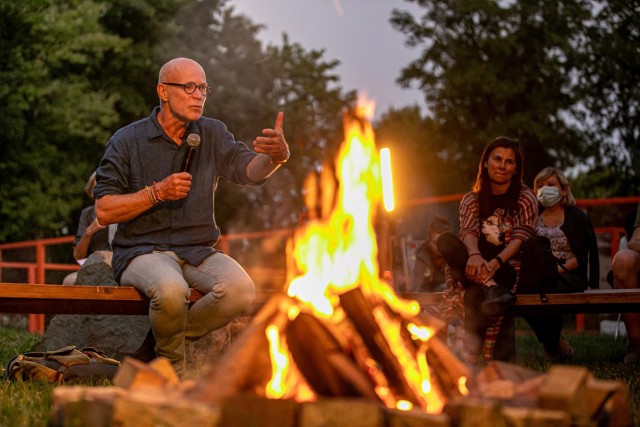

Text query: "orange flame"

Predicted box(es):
[287, 116, 383, 316]
[267, 109, 447, 412]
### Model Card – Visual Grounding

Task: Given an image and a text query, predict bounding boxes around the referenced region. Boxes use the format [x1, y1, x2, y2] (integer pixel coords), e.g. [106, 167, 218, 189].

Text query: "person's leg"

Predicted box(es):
[463, 285, 488, 364]
[523, 314, 566, 361]
[182, 252, 256, 340]
[437, 232, 516, 314]
[121, 251, 190, 373]
[481, 261, 517, 315]
[612, 249, 640, 362]
[492, 314, 516, 362]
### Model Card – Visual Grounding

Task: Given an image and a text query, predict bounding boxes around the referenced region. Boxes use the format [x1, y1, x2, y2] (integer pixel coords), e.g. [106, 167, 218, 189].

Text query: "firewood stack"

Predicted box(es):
[182, 288, 469, 410]
[50, 290, 633, 427]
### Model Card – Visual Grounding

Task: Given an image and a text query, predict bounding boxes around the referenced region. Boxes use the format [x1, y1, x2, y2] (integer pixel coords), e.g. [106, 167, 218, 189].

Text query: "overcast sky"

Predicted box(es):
[229, 0, 425, 120]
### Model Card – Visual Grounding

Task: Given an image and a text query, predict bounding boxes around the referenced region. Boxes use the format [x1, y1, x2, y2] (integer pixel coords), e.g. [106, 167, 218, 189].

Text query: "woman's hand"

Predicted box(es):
[466, 253, 493, 283]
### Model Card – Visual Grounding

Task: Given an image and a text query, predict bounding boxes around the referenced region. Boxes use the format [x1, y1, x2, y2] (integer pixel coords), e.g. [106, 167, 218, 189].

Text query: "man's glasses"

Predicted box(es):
[162, 82, 212, 95]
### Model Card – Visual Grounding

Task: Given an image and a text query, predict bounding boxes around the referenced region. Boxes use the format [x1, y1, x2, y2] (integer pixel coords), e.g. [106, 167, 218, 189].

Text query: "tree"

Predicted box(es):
[375, 106, 448, 199]
[159, 1, 356, 232]
[390, 0, 601, 191]
[0, 0, 356, 243]
[0, 0, 128, 241]
[572, 1, 640, 196]
[0, 0, 187, 242]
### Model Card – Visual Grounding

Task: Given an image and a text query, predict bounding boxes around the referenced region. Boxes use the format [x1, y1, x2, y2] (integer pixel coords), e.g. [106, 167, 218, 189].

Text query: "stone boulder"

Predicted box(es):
[44, 252, 149, 360]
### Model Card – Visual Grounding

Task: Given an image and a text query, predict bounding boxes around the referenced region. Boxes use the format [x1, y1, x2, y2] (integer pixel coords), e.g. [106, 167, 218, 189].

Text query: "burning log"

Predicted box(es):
[185, 294, 293, 404]
[286, 311, 378, 399]
[424, 336, 471, 399]
[339, 287, 425, 407]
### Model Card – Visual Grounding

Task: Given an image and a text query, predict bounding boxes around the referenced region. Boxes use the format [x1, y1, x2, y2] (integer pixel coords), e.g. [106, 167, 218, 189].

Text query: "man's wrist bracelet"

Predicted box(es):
[468, 252, 481, 257]
[494, 255, 505, 267]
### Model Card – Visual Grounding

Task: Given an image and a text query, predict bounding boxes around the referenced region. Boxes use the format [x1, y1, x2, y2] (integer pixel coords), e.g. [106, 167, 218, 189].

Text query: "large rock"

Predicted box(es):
[45, 252, 149, 360]
[45, 313, 150, 360]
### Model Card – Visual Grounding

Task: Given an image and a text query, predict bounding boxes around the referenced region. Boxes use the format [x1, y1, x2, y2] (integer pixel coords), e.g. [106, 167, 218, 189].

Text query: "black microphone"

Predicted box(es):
[180, 133, 201, 173]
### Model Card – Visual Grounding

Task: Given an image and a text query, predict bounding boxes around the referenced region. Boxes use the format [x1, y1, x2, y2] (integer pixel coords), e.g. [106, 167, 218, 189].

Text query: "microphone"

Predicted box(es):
[180, 133, 201, 173]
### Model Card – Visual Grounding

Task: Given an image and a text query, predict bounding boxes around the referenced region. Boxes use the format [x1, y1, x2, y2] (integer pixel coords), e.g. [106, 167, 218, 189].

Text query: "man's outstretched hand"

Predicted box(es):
[253, 112, 290, 165]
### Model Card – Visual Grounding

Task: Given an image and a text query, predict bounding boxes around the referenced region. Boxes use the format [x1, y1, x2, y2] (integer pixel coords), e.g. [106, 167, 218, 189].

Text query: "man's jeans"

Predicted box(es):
[121, 250, 255, 374]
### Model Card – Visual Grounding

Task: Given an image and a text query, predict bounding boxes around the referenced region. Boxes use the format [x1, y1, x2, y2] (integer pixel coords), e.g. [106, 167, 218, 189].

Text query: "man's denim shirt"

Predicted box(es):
[94, 107, 262, 281]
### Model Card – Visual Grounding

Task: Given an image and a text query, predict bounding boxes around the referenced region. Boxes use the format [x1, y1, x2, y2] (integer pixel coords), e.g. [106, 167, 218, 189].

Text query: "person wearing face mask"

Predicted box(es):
[534, 167, 599, 291]
[526, 166, 599, 361]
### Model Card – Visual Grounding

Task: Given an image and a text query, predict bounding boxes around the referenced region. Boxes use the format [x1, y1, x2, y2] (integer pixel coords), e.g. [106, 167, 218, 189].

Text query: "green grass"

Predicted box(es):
[0, 326, 638, 426]
[0, 327, 52, 427]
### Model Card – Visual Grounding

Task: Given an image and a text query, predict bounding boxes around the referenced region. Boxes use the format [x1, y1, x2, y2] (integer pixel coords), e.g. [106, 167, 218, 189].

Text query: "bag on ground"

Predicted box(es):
[5, 345, 120, 384]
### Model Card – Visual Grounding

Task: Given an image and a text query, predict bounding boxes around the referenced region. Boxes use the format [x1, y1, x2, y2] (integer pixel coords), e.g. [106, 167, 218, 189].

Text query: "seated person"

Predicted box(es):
[611, 201, 640, 363]
[409, 215, 452, 292]
[525, 167, 599, 361]
[437, 136, 537, 365]
[62, 172, 112, 285]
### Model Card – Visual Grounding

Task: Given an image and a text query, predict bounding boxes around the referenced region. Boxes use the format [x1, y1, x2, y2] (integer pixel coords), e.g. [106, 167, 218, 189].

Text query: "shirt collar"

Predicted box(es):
[147, 106, 200, 144]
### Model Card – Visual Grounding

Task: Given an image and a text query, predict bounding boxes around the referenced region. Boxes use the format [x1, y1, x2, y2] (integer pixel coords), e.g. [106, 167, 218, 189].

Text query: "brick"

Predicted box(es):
[299, 398, 385, 427]
[537, 366, 590, 418]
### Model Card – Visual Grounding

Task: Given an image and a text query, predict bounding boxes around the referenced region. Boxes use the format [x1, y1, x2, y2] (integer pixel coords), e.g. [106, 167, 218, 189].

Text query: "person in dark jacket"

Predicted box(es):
[526, 166, 600, 360]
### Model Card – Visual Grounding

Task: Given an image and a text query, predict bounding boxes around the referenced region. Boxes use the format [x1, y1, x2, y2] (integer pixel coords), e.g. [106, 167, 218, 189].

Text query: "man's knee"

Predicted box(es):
[226, 274, 256, 314]
[150, 281, 190, 316]
[612, 249, 640, 289]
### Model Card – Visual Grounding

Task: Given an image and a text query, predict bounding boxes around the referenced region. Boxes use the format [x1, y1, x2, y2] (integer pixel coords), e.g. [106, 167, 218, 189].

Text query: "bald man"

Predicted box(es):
[94, 57, 290, 376]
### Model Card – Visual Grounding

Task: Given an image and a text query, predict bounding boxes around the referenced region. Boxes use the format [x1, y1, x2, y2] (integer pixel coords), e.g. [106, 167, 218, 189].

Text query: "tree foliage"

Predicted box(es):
[0, 0, 127, 241]
[0, 0, 355, 242]
[389, 0, 638, 195]
[572, 1, 640, 196]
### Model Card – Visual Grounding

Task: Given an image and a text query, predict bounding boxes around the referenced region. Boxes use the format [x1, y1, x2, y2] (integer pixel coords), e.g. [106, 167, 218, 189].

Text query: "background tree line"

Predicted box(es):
[379, 0, 639, 204]
[0, 0, 637, 245]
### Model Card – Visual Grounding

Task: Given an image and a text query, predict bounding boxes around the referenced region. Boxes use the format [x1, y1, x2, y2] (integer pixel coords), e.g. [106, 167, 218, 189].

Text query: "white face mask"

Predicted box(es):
[537, 185, 562, 207]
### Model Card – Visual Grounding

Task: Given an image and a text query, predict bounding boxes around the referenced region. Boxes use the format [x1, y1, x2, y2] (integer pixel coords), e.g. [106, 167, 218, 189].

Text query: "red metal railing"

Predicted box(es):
[1, 196, 638, 335]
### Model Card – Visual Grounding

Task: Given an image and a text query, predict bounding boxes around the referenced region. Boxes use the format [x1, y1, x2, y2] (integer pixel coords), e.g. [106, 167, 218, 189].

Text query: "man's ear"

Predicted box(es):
[157, 84, 169, 102]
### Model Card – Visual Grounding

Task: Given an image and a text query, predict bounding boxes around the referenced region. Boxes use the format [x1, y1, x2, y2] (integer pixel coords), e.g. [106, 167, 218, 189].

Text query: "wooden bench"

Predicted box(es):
[1, 283, 640, 318]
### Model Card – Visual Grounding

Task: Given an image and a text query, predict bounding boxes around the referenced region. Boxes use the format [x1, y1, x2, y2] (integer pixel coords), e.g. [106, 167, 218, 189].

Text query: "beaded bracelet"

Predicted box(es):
[152, 181, 165, 203]
[144, 186, 158, 206]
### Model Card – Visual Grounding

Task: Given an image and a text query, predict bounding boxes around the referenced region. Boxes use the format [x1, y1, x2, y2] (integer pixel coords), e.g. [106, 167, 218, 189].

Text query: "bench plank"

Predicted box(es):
[0, 284, 203, 315]
[406, 289, 640, 315]
[513, 289, 640, 315]
[1, 283, 639, 317]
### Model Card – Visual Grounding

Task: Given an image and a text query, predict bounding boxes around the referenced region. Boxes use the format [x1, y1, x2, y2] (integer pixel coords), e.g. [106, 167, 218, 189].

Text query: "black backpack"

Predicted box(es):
[518, 235, 579, 301]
